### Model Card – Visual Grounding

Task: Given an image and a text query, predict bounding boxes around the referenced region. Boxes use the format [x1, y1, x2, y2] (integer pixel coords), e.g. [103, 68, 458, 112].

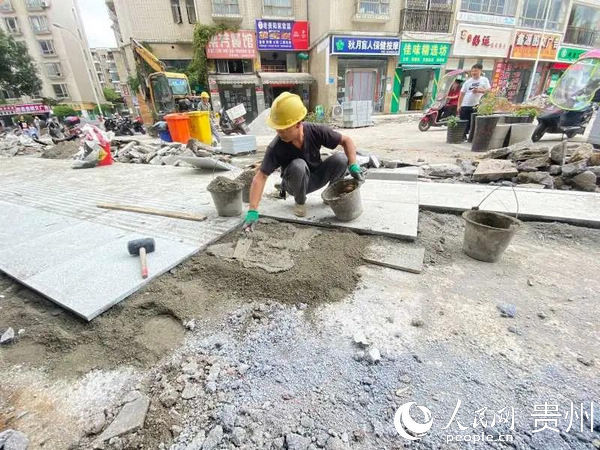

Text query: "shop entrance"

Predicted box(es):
[400, 68, 436, 111]
[264, 84, 302, 107]
[337, 57, 388, 113]
[218, 84, 258, 122]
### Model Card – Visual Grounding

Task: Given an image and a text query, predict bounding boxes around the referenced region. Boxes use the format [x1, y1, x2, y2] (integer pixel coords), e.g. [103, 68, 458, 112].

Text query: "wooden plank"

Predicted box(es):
[97, 203, 207, 222]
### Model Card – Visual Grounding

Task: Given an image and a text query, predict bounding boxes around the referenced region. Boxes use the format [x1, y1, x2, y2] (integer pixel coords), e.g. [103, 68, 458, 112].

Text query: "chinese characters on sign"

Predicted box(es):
[0, 104, 51, 116]
[557, 46, 587, 63]
[511, 30, 561, 60]
[206, 31, 256, 59]
[255, 20, 309, 51]
[330, 36, 400, 56]
[400, 41, 451, 65]
[453, 24, 512, 58]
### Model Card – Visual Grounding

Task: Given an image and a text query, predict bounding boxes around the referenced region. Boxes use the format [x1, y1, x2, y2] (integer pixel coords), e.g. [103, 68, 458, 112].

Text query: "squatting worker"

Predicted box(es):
[458, 63, 490, 140]
[242, 92, 364, 231]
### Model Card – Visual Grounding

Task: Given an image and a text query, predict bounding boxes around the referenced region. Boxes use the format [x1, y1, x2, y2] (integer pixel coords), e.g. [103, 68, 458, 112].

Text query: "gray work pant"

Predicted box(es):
[282, 152, 348, 205]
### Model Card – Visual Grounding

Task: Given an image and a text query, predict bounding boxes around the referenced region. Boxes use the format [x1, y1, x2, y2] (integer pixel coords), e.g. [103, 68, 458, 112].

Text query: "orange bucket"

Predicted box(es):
[164, 113, 191, 144]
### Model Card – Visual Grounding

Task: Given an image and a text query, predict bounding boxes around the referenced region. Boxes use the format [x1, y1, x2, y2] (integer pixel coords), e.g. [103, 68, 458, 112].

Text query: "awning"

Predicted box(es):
[211, 74, 259, 86]
[258, 72, 316, 85]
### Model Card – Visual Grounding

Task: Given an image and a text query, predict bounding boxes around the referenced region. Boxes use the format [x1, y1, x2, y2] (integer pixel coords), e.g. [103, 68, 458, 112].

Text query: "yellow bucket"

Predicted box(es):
[185, 111, 212, 145]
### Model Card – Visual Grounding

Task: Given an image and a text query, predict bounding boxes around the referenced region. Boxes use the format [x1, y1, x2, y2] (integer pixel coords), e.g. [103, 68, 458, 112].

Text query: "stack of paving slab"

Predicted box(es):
[219, 135, 257, 154]
[341, 101, 372, 128]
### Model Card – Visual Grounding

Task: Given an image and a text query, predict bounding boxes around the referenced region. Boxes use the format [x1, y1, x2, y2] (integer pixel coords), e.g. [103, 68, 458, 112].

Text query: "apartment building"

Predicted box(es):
[106, 0, 310, 121]
[90, 47, 131, 108]
[0, 0, 105, 118]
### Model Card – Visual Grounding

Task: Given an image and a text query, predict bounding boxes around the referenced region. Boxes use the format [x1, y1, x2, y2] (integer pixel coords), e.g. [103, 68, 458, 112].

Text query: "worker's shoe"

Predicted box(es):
[293, 203, 307, 217]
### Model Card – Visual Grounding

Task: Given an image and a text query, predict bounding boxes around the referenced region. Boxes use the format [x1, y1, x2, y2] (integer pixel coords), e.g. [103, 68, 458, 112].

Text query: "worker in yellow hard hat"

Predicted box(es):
[198, 91, 220, 144]
[242, 92, 363, 231]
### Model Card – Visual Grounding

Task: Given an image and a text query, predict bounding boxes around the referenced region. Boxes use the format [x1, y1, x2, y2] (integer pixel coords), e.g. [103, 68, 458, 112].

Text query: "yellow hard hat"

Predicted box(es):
[200, 91, 210, 99]
[266, 92, 307, 130]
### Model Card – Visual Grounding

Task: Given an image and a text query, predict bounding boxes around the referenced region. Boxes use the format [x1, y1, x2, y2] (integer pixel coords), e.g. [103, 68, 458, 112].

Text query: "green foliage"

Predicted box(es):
[515, 107, 538, 118]
[187, 23, 236, 88]
[93, 103, 114, 115]
[127, 74, 141, 94]
[103, 87, 123, 103]
[52, 105, 77, 119]
[41, 97, 59, 106]
[19, 114, 33, 124]
[0, 29, 42, 96]
[304, 111, 330, 124]
[446, 115, 460, 128]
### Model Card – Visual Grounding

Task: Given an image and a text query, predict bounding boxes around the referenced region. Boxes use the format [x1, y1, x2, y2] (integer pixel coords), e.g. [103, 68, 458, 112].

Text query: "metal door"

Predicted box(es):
[345, 69, 377, 104]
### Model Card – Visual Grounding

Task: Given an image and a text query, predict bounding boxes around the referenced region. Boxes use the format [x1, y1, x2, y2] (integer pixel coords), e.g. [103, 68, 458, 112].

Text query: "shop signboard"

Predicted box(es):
[0, 103, 51, 116]
[457, 11, 515, 26]
[399, 41, 451, 65]
[511, 30, 561, 61]
[330, 36, 400, 56]
[206, 31, 256, 59]
[453, 24, 512, 58]
[255, 20, 309, 51]
[556, 46, 587, 63]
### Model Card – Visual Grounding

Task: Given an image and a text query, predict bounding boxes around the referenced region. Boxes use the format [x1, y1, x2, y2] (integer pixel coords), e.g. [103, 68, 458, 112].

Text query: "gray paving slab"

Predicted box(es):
[260, 177, 418, 240]
[365, 167, 418, 181]
[362, 240, 425, 273]
[418, 182, 600, 227]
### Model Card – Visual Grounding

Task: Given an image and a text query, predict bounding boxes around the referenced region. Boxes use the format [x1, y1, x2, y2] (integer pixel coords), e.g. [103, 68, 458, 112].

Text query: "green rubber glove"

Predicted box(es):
[348, 163, 365, 182]
[243, 209, 259, 233]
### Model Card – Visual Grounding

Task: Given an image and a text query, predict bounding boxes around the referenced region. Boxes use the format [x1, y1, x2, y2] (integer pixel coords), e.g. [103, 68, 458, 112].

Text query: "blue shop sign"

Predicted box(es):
[331, 36, 400, 56]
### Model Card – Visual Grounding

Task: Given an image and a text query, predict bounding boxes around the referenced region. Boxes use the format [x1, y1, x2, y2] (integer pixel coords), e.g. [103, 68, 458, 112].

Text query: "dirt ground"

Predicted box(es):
[40, 139, 80, 159]
[1, 213, 599, 449]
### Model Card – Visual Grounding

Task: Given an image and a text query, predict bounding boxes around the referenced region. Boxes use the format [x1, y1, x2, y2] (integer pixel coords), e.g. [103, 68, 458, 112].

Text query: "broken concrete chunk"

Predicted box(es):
[286, 433, 312, 450]
[202, 425, 224, 450]
[97, 393, 150, 442]
[516, 172, 553, 189]
[497, 303, 516, 318]
[0, 429, 29, 450]
[572, 171, 597, 192]
[567, 143, 593, 163]
[365, 347, 381, 364]
[353, 331, 370, 348]
[562, 160, 588, 177]
[481, 146, 512, 160]
[472, 159, 518, 182]
[0, 327, 15, 345]
[517, 155, 550, 171]
[511, 146, 549, 162]
[426, 163, 462, 178]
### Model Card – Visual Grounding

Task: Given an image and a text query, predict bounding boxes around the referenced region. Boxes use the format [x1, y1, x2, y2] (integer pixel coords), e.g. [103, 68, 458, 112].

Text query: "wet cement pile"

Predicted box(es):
[207, 176, 241, 193]
[0, 221, 366, 377]
[235, 169, 256, 188]
[40, 140, 80, 159]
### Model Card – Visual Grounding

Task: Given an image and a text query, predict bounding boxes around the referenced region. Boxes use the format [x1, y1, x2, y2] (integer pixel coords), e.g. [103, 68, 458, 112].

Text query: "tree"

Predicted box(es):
[103, 87, 123, 103]
[52, 105, 77, 119]
[0, 29, 42, 96]
[93, 103, 114, 115]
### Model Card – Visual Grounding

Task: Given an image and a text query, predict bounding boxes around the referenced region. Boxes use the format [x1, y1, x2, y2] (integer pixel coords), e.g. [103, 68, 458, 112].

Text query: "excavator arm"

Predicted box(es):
[131, 38, 165, 73]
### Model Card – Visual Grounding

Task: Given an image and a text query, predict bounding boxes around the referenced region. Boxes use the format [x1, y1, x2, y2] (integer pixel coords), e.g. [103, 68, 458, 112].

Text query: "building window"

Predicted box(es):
[52, 83, 69, 98]
[216, 59, 253, 74]
[0, 0, 13, 12]
[263, 0, 292, 17]
[170, 0, 183, 23]
[564, 4, 600, 47]
[212, 0, 239, 15]
[25, 0, 44, 10]
[185, 0, 197, 22]
[460, 0, 516, 16]
[519, 0, 564, 31]
[39, 39, 55, 55]
[29, 15, 49, 33]
[45, 62, 62, 78]
[357, 0, 390, 15]
[3, 16, 20, 34]
[401, 0, 454, 33]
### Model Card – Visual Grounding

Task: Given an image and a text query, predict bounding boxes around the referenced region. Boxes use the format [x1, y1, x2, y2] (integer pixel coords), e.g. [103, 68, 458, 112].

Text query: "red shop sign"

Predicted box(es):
[206, 31, 257, 59]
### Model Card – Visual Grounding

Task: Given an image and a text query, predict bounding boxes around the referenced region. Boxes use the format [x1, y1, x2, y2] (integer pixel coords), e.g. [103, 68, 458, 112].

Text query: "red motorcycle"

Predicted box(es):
[418, 69, 467, 132]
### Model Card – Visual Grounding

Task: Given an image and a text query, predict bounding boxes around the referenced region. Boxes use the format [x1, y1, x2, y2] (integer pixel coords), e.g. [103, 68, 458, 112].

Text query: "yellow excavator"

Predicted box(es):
[131, 38, 193, 119]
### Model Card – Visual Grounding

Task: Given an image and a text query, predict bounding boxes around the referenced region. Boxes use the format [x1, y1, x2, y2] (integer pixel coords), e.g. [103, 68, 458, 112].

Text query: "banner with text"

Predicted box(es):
[400, 41, 451, 65]
[206, 31, 256, 59]
[331, 36, 400, 56]
[511, 30, 561, 60]
[453, 24, 512, 58]
[255, 20, 309, 51]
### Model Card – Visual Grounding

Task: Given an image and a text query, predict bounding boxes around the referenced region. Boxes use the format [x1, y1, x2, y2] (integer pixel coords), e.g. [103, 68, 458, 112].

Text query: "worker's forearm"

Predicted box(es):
[458, 93, 464, 107]
[341, 136, 357, 165]
[248, 173, 267, 211]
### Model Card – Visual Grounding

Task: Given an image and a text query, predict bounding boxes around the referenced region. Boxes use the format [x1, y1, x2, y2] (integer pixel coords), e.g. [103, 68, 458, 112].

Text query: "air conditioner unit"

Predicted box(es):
[331, 103, 343, 119]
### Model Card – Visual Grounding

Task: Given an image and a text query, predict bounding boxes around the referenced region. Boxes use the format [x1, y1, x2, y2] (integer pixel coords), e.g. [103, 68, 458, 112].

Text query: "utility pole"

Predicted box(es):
[524, 0, 552, 101]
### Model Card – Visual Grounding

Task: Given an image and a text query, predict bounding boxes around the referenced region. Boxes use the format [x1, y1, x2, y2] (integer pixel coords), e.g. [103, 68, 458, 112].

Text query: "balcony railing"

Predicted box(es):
[212, 2, 239, 15]
[518, 17, 561, 31]
[400, 8, 452, 33]
[564, 26, 599, 48]
[25, 0, 45, 11]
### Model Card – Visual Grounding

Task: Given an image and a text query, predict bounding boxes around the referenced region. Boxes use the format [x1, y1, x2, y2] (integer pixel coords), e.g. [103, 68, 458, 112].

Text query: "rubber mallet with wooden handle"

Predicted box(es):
[127, 238, 155, 279]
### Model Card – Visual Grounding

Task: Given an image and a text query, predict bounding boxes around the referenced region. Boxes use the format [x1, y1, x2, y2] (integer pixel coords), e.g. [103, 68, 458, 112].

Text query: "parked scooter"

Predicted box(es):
[219, 105, 249, 135]
[531, 104, 595, 142]
[418, 69, 467, 132]
[132, 116, 146, 134]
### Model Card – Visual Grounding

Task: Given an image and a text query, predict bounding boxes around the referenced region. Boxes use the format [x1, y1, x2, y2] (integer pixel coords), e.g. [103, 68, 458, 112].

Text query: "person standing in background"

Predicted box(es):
[458, 63, 491, 139]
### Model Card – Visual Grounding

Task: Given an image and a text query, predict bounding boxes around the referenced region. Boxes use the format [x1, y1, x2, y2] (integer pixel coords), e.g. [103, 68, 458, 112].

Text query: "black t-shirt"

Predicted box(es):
[260, 123, 342, 175]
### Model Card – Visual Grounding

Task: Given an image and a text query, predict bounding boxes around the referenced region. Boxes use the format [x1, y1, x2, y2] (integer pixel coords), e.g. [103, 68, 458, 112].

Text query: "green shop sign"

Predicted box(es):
[400, 41, 451, 65]
[557, 46, 587, 63]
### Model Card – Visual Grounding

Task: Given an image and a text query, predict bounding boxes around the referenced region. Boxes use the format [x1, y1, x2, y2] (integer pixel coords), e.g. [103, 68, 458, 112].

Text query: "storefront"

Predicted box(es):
[0, 103, 51, 128]
[448, 23, 513, 81]
[330, 36, 400, 113]
[206, 30, 262, 122]
[255, 19, 311, 109]
[392, 41, 452, 112]
[502, 30, 561, 102]
[544, 46, 590, 94]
